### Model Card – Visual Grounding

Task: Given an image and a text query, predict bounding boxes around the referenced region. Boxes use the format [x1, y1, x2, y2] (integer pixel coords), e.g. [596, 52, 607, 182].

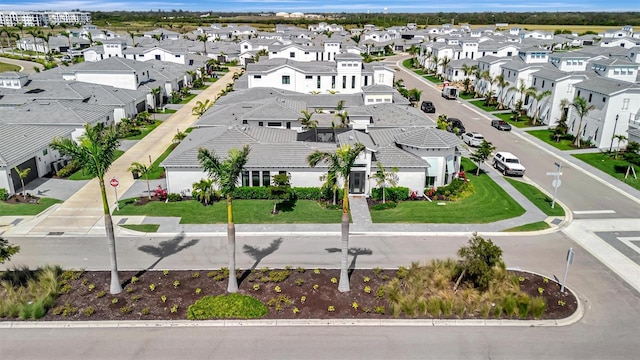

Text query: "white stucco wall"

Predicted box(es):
[0, 168, 11, 194]
[75, 72, 138, 90]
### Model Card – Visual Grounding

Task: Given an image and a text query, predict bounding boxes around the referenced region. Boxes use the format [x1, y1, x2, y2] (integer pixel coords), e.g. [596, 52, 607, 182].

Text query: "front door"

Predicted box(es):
[349, 171, 365, 194]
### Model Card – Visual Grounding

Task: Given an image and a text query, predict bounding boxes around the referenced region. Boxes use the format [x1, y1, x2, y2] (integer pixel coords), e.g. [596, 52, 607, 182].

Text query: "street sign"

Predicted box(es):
[566, 247, 575, 265]
[546, 172, 563, 176]
[561, 247, 575, 292]
[552, 179, 562, 188]
[110, 177, 119, 188]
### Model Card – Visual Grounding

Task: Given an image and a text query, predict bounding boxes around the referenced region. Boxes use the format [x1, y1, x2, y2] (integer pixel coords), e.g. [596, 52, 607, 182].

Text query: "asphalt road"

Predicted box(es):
[386, 56, 640, 219]
[2, 232, 639, 359]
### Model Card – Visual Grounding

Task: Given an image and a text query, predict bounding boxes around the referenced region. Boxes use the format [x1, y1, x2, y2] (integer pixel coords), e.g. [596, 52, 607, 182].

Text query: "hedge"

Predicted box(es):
[231, 186, 340, 201]
[370, 187, 409, 202]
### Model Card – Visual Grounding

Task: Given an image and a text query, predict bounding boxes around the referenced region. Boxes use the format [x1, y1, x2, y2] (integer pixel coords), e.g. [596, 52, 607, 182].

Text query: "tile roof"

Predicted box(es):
[0, 124, 73, 166]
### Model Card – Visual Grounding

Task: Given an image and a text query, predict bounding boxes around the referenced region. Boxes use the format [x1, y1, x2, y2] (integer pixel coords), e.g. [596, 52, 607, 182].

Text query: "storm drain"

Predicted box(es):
[118, 218, 128, 225]
[550, 218, 562, 225]
[48, 232, 64, 235]
[11, 218, 23, 225]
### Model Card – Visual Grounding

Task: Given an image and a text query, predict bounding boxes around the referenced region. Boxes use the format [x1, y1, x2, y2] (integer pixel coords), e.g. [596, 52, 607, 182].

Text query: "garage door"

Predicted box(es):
[11, 157, 38, 194]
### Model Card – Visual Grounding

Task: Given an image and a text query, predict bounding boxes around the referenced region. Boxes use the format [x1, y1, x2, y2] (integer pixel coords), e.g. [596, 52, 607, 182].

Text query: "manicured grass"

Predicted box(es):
[115, 199, 342, 224]
[0, 62, 21, 72]
[0, 197, 61, 216]
[121, 120, 162, 140]
[469, 100, 499, 112]
[526, 129, 575, 151]
[503, 221, 551, 232]
[492, 113, 534, 129]
[573, 153, 640, 191]
[424, 75, 441, 84]
[370, 159, 525, 223]
[179, 93, 197, 104]
[147, 143, 177, 179]
[120, 224, 160, 232]
[459, 92, 476, 100]
[503, 178, 565, 216]
[67, 150, 125, 180]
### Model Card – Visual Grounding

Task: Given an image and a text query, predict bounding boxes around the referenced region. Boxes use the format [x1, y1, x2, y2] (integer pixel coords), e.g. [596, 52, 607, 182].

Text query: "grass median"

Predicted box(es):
[503, 178, 565, 216]
[573, 152, 640, 191]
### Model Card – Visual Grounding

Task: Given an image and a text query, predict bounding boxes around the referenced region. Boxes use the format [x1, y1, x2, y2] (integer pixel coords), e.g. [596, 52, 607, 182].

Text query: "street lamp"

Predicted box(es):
[609, 114, 619, 153]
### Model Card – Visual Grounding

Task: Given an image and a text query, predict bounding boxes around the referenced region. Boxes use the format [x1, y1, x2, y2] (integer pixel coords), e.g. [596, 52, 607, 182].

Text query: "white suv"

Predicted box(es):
[493, 152, 526, 176]
[462, 132, 484, 147]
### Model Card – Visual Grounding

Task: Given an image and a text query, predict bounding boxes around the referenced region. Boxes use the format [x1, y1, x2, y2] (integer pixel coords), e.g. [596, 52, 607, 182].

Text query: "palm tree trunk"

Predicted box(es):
[226, 195, 238, 293]
[99, 179, 122, 294]
[575, 118, 584, 148]
[338, 185, 350, 292]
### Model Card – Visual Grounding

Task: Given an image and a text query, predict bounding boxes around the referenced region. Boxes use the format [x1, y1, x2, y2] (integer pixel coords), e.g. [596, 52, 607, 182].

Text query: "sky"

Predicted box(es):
[0, 0, 638, 13]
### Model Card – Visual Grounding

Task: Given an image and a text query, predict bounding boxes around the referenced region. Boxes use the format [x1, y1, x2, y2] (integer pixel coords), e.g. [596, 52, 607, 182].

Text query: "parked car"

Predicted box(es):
[462, 132, 485, 147]
[420, 100, 436, 113]
[61, 55, 72, 62]
[491, 119, 512, 131]
[493, 151, 526, 176]
[446, 118, 465, 136]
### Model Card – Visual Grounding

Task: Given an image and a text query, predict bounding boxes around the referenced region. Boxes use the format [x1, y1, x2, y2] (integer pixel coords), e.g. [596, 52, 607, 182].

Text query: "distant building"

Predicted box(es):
[0, 11, 91, 27]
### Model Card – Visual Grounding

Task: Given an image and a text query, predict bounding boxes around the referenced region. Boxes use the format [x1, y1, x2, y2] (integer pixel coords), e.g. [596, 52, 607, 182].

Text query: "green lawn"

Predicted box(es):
[526, 129, 575, 151]
[469, 100, 499, 112]
[0, 197, 61, 216]
[146, 143, 177, 179]
[122, 120, 162, 141]
[370, 159, 525, 223]
[504, 178, 565, 216]
[423, 75, 441, 84]
[120, 224, 160, 232]
[0, 62, 21, 72]
[68, 150, 125, 180]
[115, 199, 342, 224]
[179, 93, 197, 104]
[503, 221, 551, 232]
[573, 153, 640, 191]
[459, 92, 476, 100]
[492, 113, 534, 129]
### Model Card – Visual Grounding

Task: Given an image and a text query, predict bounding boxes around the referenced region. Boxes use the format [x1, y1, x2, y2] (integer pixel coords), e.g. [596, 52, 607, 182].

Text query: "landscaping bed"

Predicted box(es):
[10, 267, 576, 322]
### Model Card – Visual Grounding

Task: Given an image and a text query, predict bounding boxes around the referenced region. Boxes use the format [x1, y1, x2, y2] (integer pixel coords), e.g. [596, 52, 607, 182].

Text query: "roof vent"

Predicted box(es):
[349, 135, 354, 140]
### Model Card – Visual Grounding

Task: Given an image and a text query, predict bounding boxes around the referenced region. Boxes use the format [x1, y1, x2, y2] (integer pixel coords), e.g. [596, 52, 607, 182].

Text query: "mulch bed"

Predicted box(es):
[3, 194, 40, 204]
[28, 269, 577, 322]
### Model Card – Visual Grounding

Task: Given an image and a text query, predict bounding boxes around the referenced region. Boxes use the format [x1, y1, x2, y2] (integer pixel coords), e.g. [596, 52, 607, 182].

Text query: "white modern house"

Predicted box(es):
[245, 53, 394, 94]
[61, 56, 152, 91]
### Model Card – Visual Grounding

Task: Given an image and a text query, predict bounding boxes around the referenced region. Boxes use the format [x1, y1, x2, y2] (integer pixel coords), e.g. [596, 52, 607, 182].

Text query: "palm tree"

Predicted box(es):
[0, 29, 14, 54]
[438, 56, 451, 80]
[335, 112, 349, 128]
[571, 96, 596, 148]
[198, 145, 251, 293]
[40, 32, 54, 61]
[15, 23, 25, 58]
[27, 29, 42, 59]
[612, 134, 628, 157]
[173, 129, 187, 144]
[298, 110, 318, 140]
[431, 55, 439, 73]
[151, 86, 162, 110]
[13, 166, 31, 197]
[308, 143, 366, 292]
[461, 64, 477, 94]
[197, 34, 208, 55]
[192, 99, 212, 117]
[408, 88, 423, 107]
[128, 162, 152, 200]
[127, 30, 137, 47]
[494, 75, 510, 110]
[50, 123, 123, 294]
[473, 67, 483, 97]
[192, 178, 215, 205]
[372, 162, 398, 204]
[526, 89, 552, 125]
[152, 33, 163, 47]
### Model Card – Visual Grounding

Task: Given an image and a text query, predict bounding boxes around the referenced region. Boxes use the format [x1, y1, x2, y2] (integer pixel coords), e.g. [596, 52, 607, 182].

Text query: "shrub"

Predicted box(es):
[0, 188, 8, 201]
[56, 160, 81, 178]
[83, 307, 95, 317]
[232, 186, 271, 199]
[187, 294, 268, 320]
[96, 291, 106, 298]
[370, 187, 409, 202]
[293, 187, 323, 200]
[530, 296, 546, 319]
[433, 178, 473, 201]
[167, 193, 182, 202]
[266, 295, 293, 312]
[457, 233, 504, 290]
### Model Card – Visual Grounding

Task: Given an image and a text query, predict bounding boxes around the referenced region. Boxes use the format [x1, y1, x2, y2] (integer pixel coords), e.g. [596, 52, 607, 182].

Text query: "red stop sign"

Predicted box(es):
[110, 177, 119, 188]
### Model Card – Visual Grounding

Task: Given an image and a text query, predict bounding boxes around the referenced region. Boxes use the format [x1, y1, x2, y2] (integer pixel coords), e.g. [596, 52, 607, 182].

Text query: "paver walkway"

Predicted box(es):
[25, 70, 240, 236]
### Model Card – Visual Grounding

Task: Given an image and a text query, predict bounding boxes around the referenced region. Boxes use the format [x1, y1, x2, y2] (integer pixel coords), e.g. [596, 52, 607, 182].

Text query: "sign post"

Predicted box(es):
[546, 162, 563, 209]
[110, 177, 120, 211]
[560, 247, 575, 293]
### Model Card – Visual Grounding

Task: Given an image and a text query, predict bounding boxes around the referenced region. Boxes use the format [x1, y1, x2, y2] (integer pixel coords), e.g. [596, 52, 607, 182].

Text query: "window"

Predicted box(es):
[317, 76, 321, 89]
[351, 76, 356, 89]
[286, 122, 291, 129]
[602, 97, 606, 103]
[282, 75, 290, 84]
[242, 171, 250, 187]
[175, 54, 180, 58]
[305, 75, 313, 79]
[426, 176, 436, 188]
[588, 93, 592, 102]
[364, 76, 368, 86]
[252, 172, 260, 187]
[378, 74, 384, 83]
[542, 80, 545, 88]
[253, 75, 261, 79]
[289, 52, 295, 58]
[43, 149, 48, 155]
[267, 122, 281, 127]
[331, 76, 335, 89]
[258, 122, 263, 127]
[622, 98, 630, 110]
[155, 55, 161, 60]
[262, 171, 271, 187]
[342, 75, 346, 89]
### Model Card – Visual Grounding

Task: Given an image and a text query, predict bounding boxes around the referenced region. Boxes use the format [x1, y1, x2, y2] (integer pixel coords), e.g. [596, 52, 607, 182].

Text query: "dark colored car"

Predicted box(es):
[491, 119, 512, 131]
[420, 100, 436, 113]
[447, 118, 465, 135]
